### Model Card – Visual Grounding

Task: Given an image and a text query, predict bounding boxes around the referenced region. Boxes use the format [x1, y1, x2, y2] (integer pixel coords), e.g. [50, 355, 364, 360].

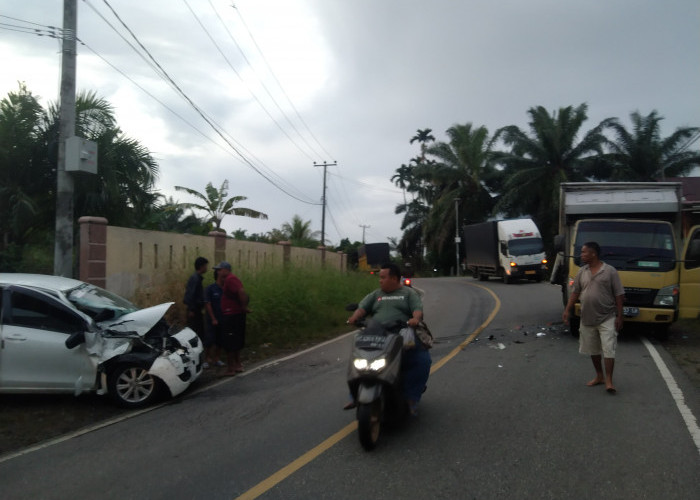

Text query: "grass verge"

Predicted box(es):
[134, 266, 379, 363]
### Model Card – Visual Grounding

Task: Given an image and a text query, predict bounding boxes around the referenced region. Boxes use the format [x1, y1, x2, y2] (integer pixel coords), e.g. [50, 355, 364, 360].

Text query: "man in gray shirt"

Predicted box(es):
[563, 241, 624, 393]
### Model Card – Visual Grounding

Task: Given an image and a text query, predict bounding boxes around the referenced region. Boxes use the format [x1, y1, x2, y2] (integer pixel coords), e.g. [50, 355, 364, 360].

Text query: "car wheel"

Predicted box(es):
[107, 364, 161, 408]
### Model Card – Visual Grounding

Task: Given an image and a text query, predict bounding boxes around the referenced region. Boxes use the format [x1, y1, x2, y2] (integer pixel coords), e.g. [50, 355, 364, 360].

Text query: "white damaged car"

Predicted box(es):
[0, 274, 204, 408]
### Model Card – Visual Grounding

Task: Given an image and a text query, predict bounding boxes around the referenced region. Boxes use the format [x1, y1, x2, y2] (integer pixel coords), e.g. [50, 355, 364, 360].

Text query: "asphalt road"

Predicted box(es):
[1, 277, 698, 499]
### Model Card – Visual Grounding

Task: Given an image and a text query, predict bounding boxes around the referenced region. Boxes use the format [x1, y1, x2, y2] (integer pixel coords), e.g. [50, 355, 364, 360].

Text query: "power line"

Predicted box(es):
[206, 0, 324, 162]
[230, 3, 335, 161]
[76, 36, 313, 203]
[183, 0, 317, 162]
[91, 0, 318, 205]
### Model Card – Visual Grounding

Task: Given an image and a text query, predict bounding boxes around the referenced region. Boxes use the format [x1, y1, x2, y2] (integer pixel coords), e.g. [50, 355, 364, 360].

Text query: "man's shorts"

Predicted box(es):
[579, 315, 618, 358]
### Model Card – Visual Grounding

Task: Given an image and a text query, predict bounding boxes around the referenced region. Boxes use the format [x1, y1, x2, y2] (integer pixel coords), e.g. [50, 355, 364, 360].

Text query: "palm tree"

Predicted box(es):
[0, 84, 44, 248]
[43, 90, 160, 228]
[410, 128, 436, 161]
[391, 163, 413, 204]
[493, 104, 613, 247]
[175, 180, 268, 232]
[600, 110, 700, 181]
[422, 123, 497, 261]
[281, 215, 320, 248]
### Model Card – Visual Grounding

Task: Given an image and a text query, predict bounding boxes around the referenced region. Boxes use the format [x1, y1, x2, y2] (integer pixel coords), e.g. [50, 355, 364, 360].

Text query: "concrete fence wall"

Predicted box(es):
[79, 217, 346, 299]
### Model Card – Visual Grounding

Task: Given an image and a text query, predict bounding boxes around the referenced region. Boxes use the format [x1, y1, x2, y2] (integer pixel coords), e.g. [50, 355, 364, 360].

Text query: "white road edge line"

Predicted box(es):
[0, 330, 359, 465]
[641, 336, 700, 457]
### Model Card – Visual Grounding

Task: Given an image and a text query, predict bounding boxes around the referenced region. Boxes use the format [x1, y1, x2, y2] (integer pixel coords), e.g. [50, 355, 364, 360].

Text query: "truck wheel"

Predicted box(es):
[569, 317, 580, 338]
[479, 273, 488, 281]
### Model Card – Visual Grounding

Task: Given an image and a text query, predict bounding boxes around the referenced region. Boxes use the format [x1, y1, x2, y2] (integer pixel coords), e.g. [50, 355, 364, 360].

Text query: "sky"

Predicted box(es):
[1, 0, 699, 246]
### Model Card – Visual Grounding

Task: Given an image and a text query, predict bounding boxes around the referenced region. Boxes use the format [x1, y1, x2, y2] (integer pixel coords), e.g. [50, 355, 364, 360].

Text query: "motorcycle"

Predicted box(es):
[346, 310, 410, 451]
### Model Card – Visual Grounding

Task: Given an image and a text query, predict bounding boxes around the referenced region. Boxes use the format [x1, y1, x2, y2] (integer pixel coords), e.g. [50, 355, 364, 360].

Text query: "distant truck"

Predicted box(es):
[463, 219, 548, 284]
[551, 182, 700, 337]
[358, 243, 391, 273]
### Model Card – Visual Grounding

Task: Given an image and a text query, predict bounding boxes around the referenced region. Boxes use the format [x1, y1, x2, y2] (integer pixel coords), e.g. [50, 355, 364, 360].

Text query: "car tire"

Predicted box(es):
[107, 364, 162, 408]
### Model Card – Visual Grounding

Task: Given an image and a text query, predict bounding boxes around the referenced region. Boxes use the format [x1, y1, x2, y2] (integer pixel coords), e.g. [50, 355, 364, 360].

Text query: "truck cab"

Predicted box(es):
[553, 182, 700, 337]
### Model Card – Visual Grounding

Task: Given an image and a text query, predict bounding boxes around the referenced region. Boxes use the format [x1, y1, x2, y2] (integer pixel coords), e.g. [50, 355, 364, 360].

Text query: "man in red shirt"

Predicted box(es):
[214, 261, 250, 376]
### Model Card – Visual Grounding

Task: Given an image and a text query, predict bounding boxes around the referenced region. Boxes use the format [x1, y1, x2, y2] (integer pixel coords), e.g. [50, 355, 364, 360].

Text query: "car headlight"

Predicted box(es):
[654, 284, 678, 307]
[353, 358, 386, 371]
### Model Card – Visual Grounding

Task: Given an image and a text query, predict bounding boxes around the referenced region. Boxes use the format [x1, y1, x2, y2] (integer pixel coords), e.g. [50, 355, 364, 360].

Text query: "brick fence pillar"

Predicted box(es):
[278, 240, 291, 268]
[79, 216, 108, 287]
[209, 231, 227, 265]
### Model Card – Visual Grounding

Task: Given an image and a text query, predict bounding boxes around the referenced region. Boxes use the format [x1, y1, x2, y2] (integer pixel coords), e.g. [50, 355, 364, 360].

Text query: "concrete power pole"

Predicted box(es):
[359, 224, 370, 243]
[314, 161, 336, 247]
[54, 0, 77, 277]
[454, 198, 460, 276]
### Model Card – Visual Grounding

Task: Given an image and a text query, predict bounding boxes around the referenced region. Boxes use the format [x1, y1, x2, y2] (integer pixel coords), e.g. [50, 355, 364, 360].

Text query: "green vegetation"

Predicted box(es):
[3, 83, 699, 276]
[394, 105, 700, 273]
[134, 266, 378, 362]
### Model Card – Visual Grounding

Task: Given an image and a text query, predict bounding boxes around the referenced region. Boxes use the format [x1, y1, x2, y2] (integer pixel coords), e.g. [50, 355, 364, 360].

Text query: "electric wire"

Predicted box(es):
[94, 0, 318, 205]
[207, 0, 323, 162]
[231, 3, 335, 162]
[183, 0, 317, 162]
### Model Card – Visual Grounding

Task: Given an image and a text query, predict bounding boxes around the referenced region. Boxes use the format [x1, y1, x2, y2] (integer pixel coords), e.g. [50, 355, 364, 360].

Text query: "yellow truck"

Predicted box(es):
[552, 182, 700, 338]
[357, 243, 391, 274]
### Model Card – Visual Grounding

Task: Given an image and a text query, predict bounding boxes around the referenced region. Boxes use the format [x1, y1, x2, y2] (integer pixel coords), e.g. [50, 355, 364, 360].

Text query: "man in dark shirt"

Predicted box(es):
[184, 256, 209, 341]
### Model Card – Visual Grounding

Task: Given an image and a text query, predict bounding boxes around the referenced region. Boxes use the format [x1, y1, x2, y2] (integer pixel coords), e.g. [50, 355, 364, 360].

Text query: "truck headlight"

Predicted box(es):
[654, 284, 678, 307]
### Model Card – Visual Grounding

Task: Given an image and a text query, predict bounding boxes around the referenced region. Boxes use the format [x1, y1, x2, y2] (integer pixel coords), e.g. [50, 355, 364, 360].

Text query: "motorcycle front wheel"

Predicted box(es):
[357, 400, 382, 451]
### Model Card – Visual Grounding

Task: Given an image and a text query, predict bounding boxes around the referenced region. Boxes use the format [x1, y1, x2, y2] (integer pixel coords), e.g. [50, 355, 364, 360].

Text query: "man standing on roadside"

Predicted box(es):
[216, 261, 250, 376]
[184, 256, 208, 342]
[563, 241, 624, 393]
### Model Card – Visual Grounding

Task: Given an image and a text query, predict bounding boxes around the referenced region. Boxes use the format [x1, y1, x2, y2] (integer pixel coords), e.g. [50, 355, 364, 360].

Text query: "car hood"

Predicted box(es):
[97, 302, 173, 336]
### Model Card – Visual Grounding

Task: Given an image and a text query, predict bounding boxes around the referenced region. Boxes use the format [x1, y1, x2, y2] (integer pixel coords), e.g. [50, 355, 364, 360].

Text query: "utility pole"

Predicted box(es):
[54, 0, 77, 277]
[359, 224, 370, 243]
[314, 161, 336, 247]
[454, 198, 460, 276]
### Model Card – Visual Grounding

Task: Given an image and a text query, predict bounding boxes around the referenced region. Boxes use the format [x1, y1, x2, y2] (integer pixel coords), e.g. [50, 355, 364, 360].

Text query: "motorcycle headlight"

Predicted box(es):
[353, 358, 368, 370]
[369, 358, 386, 371]
[353, 358, 386, 371]
[654, 284, 678, 307]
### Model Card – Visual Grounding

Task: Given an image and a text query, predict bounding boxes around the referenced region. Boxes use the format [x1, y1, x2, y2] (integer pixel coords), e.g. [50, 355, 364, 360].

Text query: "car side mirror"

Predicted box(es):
[65, 331, 86, 349]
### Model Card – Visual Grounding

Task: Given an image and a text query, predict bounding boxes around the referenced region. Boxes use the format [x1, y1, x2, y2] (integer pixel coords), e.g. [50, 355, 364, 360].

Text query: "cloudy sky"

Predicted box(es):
[2, 0, 699, 246]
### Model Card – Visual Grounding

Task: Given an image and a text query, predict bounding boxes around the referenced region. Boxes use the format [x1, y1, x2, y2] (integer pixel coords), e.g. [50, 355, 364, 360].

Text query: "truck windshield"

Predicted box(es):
[574, 220, 676, 272]
[508, 238, 544, 256]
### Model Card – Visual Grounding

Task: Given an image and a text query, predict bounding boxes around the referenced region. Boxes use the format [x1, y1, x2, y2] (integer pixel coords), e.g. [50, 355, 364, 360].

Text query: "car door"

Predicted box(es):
[678, 225, 700, 320]
[0, 286, 96, 392]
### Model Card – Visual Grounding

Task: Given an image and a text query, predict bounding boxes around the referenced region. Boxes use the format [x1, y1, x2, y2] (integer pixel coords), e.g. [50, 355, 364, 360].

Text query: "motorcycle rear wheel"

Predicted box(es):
[357, 401, 382, 451]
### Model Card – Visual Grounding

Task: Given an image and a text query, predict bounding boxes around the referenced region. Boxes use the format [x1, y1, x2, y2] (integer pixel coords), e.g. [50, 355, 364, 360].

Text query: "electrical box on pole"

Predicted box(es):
[65, 136, 98, 174]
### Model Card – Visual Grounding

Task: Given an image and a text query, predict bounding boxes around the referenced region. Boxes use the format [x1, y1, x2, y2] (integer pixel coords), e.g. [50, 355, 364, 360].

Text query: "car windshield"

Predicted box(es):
[66, 283, 139, 320]
[508, 237, 544, 256]
[574, 220, 676, 272]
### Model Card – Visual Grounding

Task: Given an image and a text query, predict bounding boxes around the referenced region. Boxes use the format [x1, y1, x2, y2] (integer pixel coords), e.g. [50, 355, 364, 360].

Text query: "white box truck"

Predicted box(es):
[551, 182, 700, 337]
[463, 218, 548, 284]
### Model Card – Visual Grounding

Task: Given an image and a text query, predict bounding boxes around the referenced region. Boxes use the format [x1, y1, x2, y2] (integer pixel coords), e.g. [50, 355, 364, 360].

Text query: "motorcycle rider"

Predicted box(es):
[347, 262, 432, 415]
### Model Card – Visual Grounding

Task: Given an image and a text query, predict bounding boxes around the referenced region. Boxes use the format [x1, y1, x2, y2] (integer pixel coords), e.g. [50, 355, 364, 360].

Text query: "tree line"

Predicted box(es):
[393, 104, 700, 274]
[0, 84, 351, 272]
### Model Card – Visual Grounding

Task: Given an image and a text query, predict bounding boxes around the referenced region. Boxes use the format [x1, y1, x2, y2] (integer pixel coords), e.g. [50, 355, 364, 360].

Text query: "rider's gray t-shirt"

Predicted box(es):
[358, 286, 423, 325]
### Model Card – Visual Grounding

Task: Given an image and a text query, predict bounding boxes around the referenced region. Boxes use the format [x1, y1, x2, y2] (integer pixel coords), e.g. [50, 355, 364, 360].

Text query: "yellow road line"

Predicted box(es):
[235, 422, 357, 500]
[235, 281, 500, 500]
[430, 282, 501, 373]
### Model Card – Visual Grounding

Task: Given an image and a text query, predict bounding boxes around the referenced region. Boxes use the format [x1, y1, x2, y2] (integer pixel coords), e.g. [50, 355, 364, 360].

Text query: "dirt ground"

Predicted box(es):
[1, 322, 699, 458]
